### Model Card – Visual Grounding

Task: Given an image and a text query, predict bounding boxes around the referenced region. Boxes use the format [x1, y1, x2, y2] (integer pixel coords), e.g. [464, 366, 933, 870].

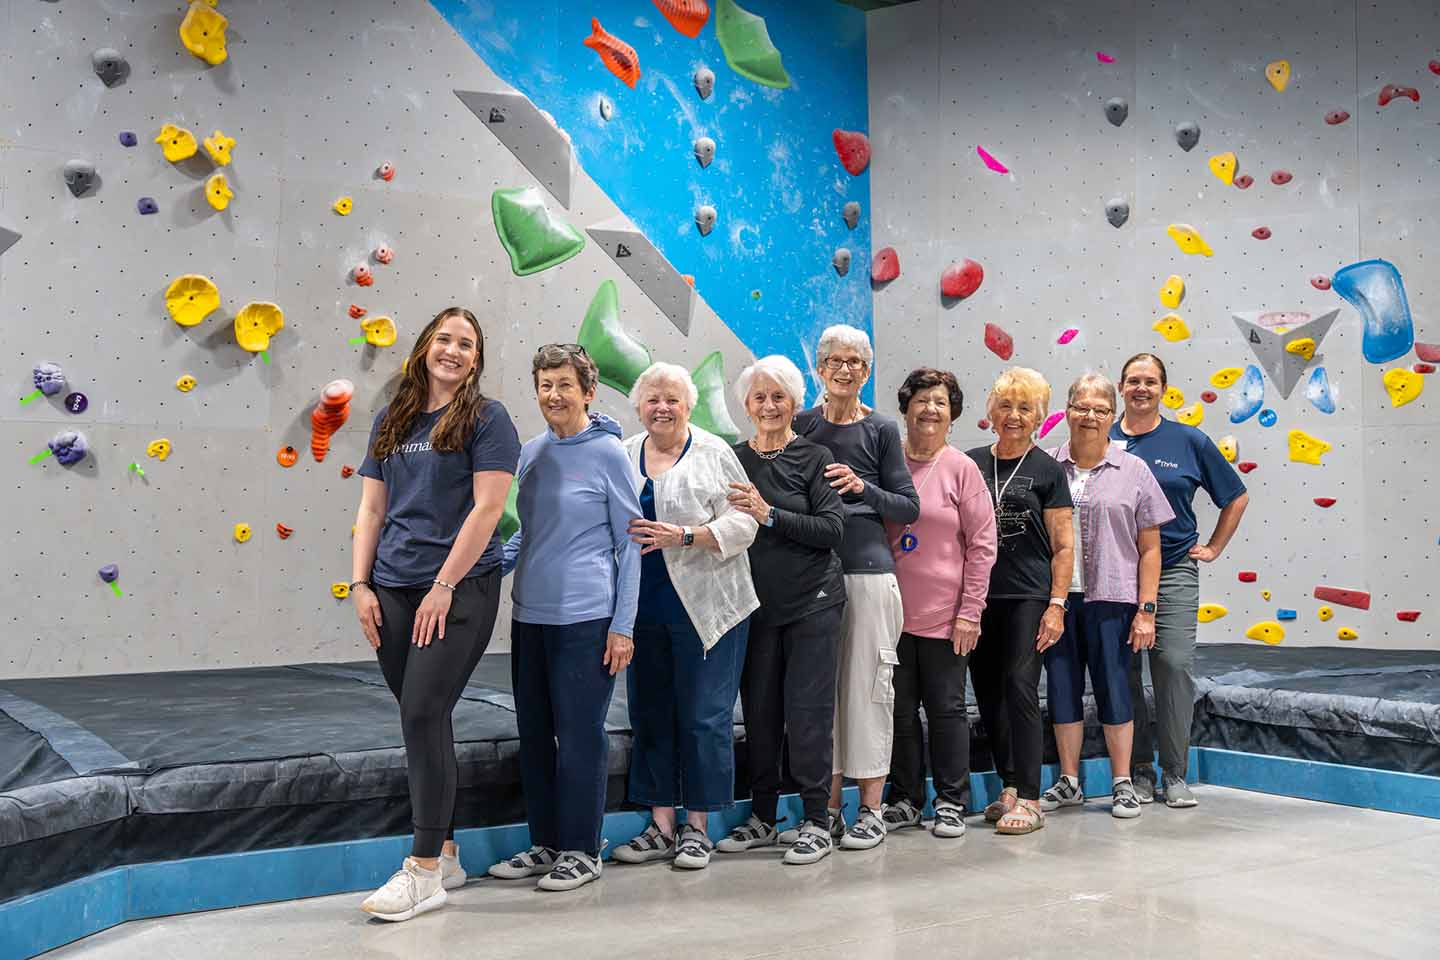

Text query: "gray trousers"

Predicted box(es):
[1129, 559, 1200, 781]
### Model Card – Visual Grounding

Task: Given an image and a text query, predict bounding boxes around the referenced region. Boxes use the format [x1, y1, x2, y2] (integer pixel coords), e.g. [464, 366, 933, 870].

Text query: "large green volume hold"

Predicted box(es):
[577, 280, 652, 394]
[715, 0, 791, 90]
[492, 186, 585, 276]
[690, 350, 742, 443]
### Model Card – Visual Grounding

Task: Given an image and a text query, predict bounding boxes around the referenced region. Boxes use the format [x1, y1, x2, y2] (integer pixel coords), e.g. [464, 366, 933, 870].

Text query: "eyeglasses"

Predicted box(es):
[1068, 404, 1114, 419]
[823, 357, 868, 372]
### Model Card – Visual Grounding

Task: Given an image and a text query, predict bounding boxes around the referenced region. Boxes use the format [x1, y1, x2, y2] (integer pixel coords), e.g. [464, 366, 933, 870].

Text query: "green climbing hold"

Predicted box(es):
[498, 477, 521, 541]
[715, 0, 791, 90]
[577, 280, 652, 394]
[492, 186, 585, 276]
[690, 351, 742, 443]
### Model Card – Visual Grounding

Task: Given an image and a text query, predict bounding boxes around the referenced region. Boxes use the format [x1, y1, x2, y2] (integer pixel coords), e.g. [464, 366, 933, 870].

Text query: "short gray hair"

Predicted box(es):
[1067, 372, 1118, 413]
[815, 323, 873, 367]
[734, 355, 806, 410]
[629, 361, 698, 409]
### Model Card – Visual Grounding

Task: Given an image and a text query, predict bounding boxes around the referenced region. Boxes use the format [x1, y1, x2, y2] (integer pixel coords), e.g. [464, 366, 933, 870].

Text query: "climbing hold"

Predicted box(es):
[311, 379, 354, 462]
[1245, 621, 1286, 645]
[714, 0, 791, 89]
[1416, 362, 1437, 374]
[176, 375, 197, 392]
[1236, 461, 1257, 473]
[1235, 310, 1339, 399]
[62, 160, 96, 198]
[1336, 627, 1358, 640]
[984, 323, 1014, 361]
[1238, 571, 1258, 582]
[1175, 122, 1201, 152]
[1038, 411, 1064, 439]
[234, 302, 285, 353]
[156, 124, 198, 162]
[1166, 224, 1213, 257]
[180, 1, 229, 65]
[1057, 329, 1079, 345]
[843, 201, 861, 230]
[1096, 51, 1116, 64]
[1417, 343, 1440, 363]
[203, 130, 235, 166]
[1197, 604, 1228, 623]
[276, 445, 299, 468]
[1285, 338, 1316, 361]
[1201, 390, 1217, 403]
[583, 18, 641, 88]
[1432, 61, 1440, 75]
[340, 465, 355, 479]
[92, 48, 128, 87]
[146, 439, 173, 461]
[1104, 198, 1130, 228]
[940, 259, 984, 299]
[1208, 151, 1237, 186]
[1264, 59, 1290, 92]
[833, 130, 871, 176]
[1313, 497, 1336, 507]
[47, 431, 89, 466]
[361, 316, 397, 348]
[871, 247, 900, 284]
[598, 96, 613, 121]
[1162, 386, 1185, 409]
[1159, 275, 1184, 309]
[1104, 97, 1129, 127]
[1276, 609, 1297, 621]
[233, 523, 251, 543]
[1270, 169, 1292, 186]
[577, 280, 651, 394]
[1233, 174, 1254, 190]
[1324, 109, 1350, 125]
[1228, 365, 1265, 424]
[694, 137, 716, 168]
[1310, 275, 1331, 291]
[377, 161, 396, 182]
[1382, 367, 1424, 407]
[353, 264, 373, 287]
[492, 187, 585, 276]
[587, 216, 696, 334]
[1377, 84, 1420, 107]
[976, 146, 1009, 174]
[1251, 226, 1272, 240]
[1258, 409, 1277, 427]
[1287, 429, 1332, 465]
[1262, 590, 1272, 601]
[694, 66, 716, 99]
[1176, 402, 1204, 427]
[330, 582, 350, 599]
[1332, 259, 1414, 364]
[165, 275, 221, 327]
[1217, 435, 1238, 463]
[98, 564, 120, 584]
[119, 131, 138, 147]
[690, 205, 718, 238]
[832, 248, 851, 277]
[689, 351, 742, 443]
[333, 196, 353, 216]
[1397, 610, 1421, 622]
[977, 419, 991, 431]
[1153, 314, 1191, 343]
[456, 91, 580, 211]
[653, 0, 710, 38]
[1316, 605, 1334, 621]
[374, 245, 394, 265]
[206, 173, 234, 211]
[682, 275, 695, 288]
[1211, 368, 1244, 389]
[137, 197, 158, 215]
[276, 523, 294, 540]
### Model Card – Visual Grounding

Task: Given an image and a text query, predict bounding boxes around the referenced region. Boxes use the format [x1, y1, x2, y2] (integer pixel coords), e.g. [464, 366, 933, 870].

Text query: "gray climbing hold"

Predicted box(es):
[1175, 121, 1201, 152]
[694, 137, 716, 168]
[63, 160, 96, 198]
[1105, 197, 1130, 228]
[599, 96, 613, 121]
[833, 248, 851, 277]
[695, 204, 717, 236]
[587, 215, 697, 335]
[455, 89, 577, 209]
[694, 66, 715, 100]
[1104, 97, 1128, 127]
[91, 48, 128, 87]
[0, 225, 19, 258]
[843, 201, 861, 230]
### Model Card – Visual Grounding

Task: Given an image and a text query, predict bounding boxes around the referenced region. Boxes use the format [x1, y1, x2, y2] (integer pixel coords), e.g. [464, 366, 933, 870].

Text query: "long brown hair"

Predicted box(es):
[371, 307, 487, 458]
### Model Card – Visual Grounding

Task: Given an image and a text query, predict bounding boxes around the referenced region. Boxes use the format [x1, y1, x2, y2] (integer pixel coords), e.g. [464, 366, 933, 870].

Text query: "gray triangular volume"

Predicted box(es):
[587, 216, 696, 336]
[0, 226, 20, 258]
[1232, 309, 1340, 399]
[455, 89, 576, 210]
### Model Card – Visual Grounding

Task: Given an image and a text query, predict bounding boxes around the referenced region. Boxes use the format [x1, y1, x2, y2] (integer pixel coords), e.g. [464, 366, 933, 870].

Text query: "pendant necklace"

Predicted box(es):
[897, 444, 945, 554]
[990, 443, 1032, 516]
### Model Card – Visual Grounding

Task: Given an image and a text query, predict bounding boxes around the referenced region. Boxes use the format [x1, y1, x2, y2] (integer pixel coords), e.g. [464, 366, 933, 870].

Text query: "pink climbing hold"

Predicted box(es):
[1397, 610, 1421, 622]
[1324, 109, 1350, 125]
[1313, 585, 1371, 610]
[1233, 174, 1254, 190]
[1378, 84, 1420, 106]
[1252, 226, 1272, 240]
[1310, 275, 1332, 291]
[1238, 571, 1258, 583]
[1057, 328, 1079, 345]
[1096, 51, 1116, 64]
[977, 418, 991, 430]
[1237, 461, 1258, 474]
[1270, 170, 1293, 185]
[832, 129, 871, 176]
[940, 259, 984, 299]
[976, 145, 1009, 174]
[1201, 390, 1218, 403]
[984, 323, 1014, 360]
[1038, 411, 1065, 439]
[871, 247, 900, 284]
[1414, 362, 1436, 374]
[1414, 342, 1440, 362]
[1313, 497, 1336, 508]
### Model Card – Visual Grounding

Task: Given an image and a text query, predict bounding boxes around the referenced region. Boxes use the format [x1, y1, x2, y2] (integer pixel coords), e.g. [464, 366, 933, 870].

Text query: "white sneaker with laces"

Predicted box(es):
[360, 858, 446, 922]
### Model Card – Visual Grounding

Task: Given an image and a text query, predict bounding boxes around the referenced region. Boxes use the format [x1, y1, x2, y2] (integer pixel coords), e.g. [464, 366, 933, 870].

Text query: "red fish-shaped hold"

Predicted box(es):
[1313, 585, 1370, 610]
[584, 18, 641, 89]
[652, 0, 709, 39]
[833, 130, 871, 175]
[984, 323, 1014, 360]
[941, 259, 984, 299]
[1313, 497, 1336, 508]
[871, 247, 900, 283]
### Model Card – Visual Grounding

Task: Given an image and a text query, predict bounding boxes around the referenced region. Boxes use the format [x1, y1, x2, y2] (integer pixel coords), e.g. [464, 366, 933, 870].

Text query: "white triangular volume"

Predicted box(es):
[454, 89, 577, 210]
[0, 225, 20, 258]
[1231, 309, 1340, 400]
[586, 216, 697, 336]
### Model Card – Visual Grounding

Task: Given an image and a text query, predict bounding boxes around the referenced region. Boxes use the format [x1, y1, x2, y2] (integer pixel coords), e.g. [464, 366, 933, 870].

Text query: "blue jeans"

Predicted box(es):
[626, 617, 749, 811]
[1045, 594, 1137, 726]
[511, 618, 616, 856]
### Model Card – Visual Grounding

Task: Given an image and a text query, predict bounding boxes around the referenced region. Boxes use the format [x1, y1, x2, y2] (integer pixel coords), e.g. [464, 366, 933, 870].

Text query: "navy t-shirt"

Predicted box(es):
[359, 399, 521, 587]
[1111, 417, 1246, 568]
[635, 434, 692, 626]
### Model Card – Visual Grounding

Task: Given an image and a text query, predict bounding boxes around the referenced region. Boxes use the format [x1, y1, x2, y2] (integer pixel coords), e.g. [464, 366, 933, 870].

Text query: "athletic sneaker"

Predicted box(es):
[716, 814, 778, 852]
[487, 844, 559, 880]
[1039, 775, 1084, 812]
[782, 820, 833, 865]
[881, 798, 922, 830]
[440, 847, 466, 890]
[779, 808, 845, 845]
[1111, 779, 1142, 819]
[931, 801, 967, 838]
[1133, 777, 1156, 805]
[611, 821, 676, 864]
[839, 805, 887, 850]
[360, 858, 446, 922]
[537, 851, 603, 891]
[673, 824, 714, 870]
[1163, 774, 1199, 808]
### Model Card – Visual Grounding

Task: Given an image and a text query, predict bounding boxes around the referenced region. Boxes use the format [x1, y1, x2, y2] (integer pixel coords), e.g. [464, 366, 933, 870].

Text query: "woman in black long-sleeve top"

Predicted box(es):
[718, 355, 847, 866]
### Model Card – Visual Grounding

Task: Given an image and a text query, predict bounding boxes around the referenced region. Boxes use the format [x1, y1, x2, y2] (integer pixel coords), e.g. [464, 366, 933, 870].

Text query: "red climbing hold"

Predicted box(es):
[584, 18, 641, 89]
[1238, 571, 1258, 583]
[977, 419, 991, 430]
[1397, 610, 1421, 622]
[833, 130, 871, 176]
[1325, 110, 1351, 125]
[1430, 61, 1440, 76]
[1415, 342, 1440, 362]
[1313, 586, 1371, 610]
[1415, 362, 1436, 374]
[1310, 275, 1332, 291]
[1252, 226, 1272, 240]
[940, 259, 984, 299]
[871, 247, 900, 283]
[1234, 174, 1254, 189]
[984, 323, 1014, 360]
[348, 304, 367, 319]
[1378, 84, 1420, 106]
[340, 464, 355, 479]
[1270, 170, 1293, 185]
[1313, 497, 1336, 508]
[1237, 461, 1258, 474]
[652, 0, 710, 39]
[1201, 390, 1218, 403]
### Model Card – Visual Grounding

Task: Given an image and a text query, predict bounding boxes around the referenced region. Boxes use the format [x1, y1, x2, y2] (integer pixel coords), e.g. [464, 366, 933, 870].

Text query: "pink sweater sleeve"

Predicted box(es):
[953, 458, 998, 623]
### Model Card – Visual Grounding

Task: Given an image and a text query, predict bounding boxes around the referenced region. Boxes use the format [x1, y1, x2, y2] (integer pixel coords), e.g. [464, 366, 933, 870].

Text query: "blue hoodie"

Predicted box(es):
[503, 413, 642, 637]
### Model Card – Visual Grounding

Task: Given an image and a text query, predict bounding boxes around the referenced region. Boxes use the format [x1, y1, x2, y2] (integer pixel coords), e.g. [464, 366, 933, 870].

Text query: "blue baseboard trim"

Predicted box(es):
[1194, 747, 1440, 819]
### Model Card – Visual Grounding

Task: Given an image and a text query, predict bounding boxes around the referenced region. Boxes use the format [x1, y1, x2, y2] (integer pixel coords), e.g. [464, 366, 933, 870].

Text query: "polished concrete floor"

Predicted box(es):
[47, 787, 1440, 959]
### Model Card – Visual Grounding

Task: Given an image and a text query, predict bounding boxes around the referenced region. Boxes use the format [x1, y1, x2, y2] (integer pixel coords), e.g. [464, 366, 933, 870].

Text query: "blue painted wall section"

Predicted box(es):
[430, 0, 873, 402]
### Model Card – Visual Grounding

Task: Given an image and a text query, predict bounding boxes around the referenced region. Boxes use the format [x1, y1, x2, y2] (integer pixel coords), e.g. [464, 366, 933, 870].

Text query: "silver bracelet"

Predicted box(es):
[433, 578, 457, 592]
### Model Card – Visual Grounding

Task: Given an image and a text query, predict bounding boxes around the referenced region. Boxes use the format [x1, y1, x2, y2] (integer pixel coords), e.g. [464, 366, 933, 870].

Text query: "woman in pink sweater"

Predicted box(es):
[882, 369, 998, 838]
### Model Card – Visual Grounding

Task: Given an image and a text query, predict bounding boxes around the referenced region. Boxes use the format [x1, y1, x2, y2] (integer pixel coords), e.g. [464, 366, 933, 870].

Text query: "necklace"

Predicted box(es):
[749, 433, 794, 461]
[896, 444, 946, 553]
[990, 443, 1032, 516]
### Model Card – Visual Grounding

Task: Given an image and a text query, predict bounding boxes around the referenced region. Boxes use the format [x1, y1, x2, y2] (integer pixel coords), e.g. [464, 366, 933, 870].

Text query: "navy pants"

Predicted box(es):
[511, 618, 616, 856]
[1045, 593, 1137, 726]
[627, 617, 749, 812]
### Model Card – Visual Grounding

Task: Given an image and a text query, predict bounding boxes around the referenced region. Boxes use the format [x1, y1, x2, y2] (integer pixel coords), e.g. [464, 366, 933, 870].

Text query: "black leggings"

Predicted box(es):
[373, 570, 501, 858]
[970, 598, 1047, 801]
[890, 632, 970, 810]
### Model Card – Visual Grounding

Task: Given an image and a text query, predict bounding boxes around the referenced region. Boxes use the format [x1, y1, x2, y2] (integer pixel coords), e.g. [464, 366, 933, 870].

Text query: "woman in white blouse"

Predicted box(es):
[610, 362, 760, 872]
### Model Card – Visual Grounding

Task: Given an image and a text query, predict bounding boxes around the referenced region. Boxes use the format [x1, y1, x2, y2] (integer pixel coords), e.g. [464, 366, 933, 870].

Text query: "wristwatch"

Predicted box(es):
[1140, 601, 1157, 614]
[681, 526, 695, 547]
[764, 506, 776, 528]
[1048, 596, 1069, 611]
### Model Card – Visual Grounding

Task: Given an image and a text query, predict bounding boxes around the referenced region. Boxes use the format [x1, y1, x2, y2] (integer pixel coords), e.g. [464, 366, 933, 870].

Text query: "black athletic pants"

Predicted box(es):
[373, 570, 501, 858]
[889, 632, 971, 811]
[970, 598, 1047, 801]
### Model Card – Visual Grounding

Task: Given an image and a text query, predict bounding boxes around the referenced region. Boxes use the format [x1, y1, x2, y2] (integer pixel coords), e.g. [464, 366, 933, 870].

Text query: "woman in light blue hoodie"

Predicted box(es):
[491, 343, 643, 893]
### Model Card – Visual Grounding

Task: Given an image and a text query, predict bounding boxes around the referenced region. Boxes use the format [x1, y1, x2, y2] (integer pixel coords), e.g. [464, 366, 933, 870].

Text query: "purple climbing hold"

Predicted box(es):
[119, 131, 138, 147]
[98, 564, 120, 584]
[48, 431, 90, 466]
[33, 362, 67, 396]
[138, 197, 158, 215]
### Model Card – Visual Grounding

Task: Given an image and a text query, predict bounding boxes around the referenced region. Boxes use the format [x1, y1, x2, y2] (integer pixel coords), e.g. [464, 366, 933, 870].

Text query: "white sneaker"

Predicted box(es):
[537, 851, 603, 892]
[1039, 775, 1084, 812]
[440, 847, 466, 890]
[931, 801, 967, 838]
[838, 805, 887, 850]
[779, 808, 845, 844]
[782, 820, 833, 865]
[487, 844, 559, 880]
[360, 858, 446, 922]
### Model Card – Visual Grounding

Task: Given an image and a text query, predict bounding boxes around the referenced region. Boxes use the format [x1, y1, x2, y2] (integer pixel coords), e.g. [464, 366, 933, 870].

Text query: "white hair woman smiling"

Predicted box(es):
[733, 354, 806, 412]
[629, 361, 698, 410]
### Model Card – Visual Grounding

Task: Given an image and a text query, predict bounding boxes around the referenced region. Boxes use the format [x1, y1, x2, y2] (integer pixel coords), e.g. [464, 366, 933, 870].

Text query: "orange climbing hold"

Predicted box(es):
[311, 378, 354, 462]
[652, 0, 710, 39]
[584, 18, 641, 89]
[1313, 585, 1370, 610]
[276, 445, 299, 468]
[275, 523, 294, 540]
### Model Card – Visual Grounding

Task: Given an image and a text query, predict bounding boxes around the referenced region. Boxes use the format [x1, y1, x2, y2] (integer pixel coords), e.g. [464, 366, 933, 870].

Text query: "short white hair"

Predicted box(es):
[734, 355, 806, 410]
[629, 361, 698, 409]
[815, 323, 873, 367]
[1067, 371, 1117, 412]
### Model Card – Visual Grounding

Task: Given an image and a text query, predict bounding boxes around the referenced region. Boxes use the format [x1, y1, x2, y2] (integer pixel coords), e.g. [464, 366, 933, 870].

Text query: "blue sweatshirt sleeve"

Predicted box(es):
[501, 527, 522, 577]
[601, 442, 643, 638]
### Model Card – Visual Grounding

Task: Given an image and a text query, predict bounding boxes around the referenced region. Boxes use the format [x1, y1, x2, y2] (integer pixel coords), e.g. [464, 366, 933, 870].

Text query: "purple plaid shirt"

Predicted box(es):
[1052, 441, 1175, 604]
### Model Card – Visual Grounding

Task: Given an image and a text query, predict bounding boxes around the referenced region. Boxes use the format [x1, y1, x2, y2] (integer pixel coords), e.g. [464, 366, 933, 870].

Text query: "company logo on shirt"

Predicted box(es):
[1153, 458, 1179, 469]
[396, 440, 433, 455]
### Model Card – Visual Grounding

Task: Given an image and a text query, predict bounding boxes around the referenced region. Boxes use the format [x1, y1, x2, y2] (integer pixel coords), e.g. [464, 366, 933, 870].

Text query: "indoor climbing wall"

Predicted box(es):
[867, 0, 1437, 649]
[0, 0, 868, 677]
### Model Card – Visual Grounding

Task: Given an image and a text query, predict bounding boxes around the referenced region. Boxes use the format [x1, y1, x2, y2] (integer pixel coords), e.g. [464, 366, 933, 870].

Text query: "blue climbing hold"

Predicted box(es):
[1331, 258, 1415, 364]
[1276, 609, 1297, 621]
[1306, 367, 1336, 414]
[137, 197, 158, 215]
[1228, 365, 1265, 424]
[1258, 408, 1277, 427]
[118, 131, 137, 147]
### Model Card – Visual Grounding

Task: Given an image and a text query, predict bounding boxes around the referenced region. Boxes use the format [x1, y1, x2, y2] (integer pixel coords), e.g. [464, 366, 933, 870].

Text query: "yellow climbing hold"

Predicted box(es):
[203, 130, 235, 166]
[1245, 620, 1286, 645]
[1285, 337, 1317, 361]
[1217, 435, 1238, 463]
[333, 196, 353, 216]
[165, 274, 221, 327]
[1211, 367, 1244, 389]
[233, 522, 252, 543]
[1261, 590, 1272, 601]
[156, 124, 198, 162]
[205, 172, 234, 211]
[331, 583, 351, 599]
[234, 302, 285, 353]
[180, 1, 229, 66]
[1382, 367, 1424, 407]
[1265, 59, 1291, 92]
[1162, 386, 1185, 409]
[361, 315, 397, 348]
[1166, 224, 1214, 257]
[1159, 274, 1185, 309]
[1336, 626, 1358, 641]
[1208, 151, 1237, 186]
[1153, 313, 1192, 343]
[1197, 603, 1228, 623]
[1176, 402, 1204, 427]
[175, 374, 197, 392]
[1288, 429, 1332, 465]
[1317, 606, 1334, 621]
[145, 439, 173, 461]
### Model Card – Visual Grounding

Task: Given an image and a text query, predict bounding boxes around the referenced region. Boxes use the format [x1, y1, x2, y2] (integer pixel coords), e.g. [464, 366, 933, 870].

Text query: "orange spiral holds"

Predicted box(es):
[311, 378, 354, 462]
